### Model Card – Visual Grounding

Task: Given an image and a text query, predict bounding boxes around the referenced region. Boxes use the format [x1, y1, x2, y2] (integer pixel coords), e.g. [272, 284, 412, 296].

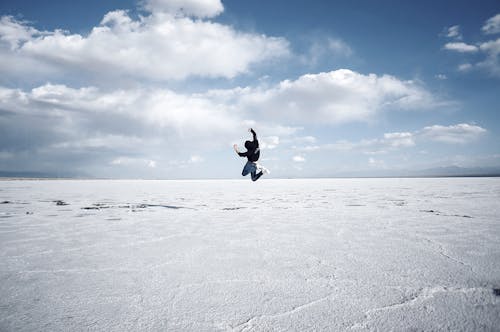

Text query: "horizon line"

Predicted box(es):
[1, 174, 500, 181]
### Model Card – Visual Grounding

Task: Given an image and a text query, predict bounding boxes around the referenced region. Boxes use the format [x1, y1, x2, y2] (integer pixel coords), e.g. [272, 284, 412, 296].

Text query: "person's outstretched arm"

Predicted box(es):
[234, 144, 246, 157]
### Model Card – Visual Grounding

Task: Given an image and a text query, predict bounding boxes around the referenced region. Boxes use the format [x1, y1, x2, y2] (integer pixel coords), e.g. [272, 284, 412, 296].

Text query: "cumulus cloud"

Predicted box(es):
[444, 25, 462, 39]
[295, 131, 415, 155]
[0, 83, 243, 160]
[0, 82, 261, 176]
[260, 136, 280, 149]
[477, 38, 500, 76]
[442, 14, 500, 77]
[368, 157, 385, 168]
[482, 13, 500, 35]
[327, 38, 353, 56]
[284, 135, 317, 146]
[198, 69, 450, 127]
[111, 157, 156, 168]
[443, 42, 478, 53]
[140, 0, 224, 18]
[0, 65, 451, 172]
[350, 131, 415, 154]
[458, 63, 473, 71]
[189, 155, 204, 163]
[420, 124, 487, 144]
[294, 123, 486, 155]
[232, 69, 448, 125]
[383, 132, 415, 148]
[0, 65, 451, 176]
[0, 8, 289, 82]
[0, 16, 48, 49]
[292, 155, 306, 162]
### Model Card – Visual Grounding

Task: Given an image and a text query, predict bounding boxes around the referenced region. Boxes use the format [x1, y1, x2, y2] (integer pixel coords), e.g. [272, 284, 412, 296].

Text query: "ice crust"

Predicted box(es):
[1, 178, 499, 331]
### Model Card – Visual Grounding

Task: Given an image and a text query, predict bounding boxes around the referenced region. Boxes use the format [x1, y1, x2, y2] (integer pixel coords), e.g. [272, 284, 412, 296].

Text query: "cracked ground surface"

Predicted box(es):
[1, 178, 500, 331]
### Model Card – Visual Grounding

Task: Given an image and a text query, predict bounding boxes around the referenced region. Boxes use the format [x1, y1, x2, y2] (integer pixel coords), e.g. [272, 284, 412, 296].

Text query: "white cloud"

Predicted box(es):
[0, 83, 242, 161]
[260, 136, 280, 149]
[458, 63, 473, 71]
[0, 16, 47, 49]
[0, 66, 452, 176]
[442, 16, 500, 77]
[299, 136, 316, 143]
[189, 155, 204, 163]
[443, 42, 478, 53]
[292, 155, 306, 162]
[284, 135, 317, 146]
[235, 69, 448, 125]
[420, 124, 487, 144]
[323, 140, 356, 152]
[301, 37, 353, 67]
[477, 38, 500, 76]
[435, 74, 447, 80]
[111, 157, 129, 165]
[295, 145, 320, 152]
[111, 156, 156, 168]
[444, 25, 462, 39]
[141, 0, 224, 18]
[326, 38, 353, 56]
[345, 131, 414, 154]
[294, 123, 485, 155]
[51, 135, 145, 150]
[0, 9, 289, 82]
[482, 13, 500, 35]
[294, 132, 414, 155]
[479, 38, 500, 54]
[0, 67, 453, 151]
[368, 157, 385, 168]
[383, 132, 415, 148]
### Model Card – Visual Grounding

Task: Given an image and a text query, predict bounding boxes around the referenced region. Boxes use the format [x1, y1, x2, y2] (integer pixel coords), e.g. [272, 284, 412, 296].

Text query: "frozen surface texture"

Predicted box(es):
[1, 178, 499, 331]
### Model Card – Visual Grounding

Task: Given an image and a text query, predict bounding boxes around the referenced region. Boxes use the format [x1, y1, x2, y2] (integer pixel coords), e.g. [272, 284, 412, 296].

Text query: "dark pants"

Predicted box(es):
[242, 161, 263, 181]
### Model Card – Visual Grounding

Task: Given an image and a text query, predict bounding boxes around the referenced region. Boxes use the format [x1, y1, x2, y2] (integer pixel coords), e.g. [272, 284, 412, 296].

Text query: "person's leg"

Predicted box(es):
[244, 162, 261, 181]
[250, 163, 263, 181]
[251, 170, 263, 181]
[241, 161, 253, 176]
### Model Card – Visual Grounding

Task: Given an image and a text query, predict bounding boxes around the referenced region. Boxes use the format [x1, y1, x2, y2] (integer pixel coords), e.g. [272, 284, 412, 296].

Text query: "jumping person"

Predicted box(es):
[234, 128, 269, 181]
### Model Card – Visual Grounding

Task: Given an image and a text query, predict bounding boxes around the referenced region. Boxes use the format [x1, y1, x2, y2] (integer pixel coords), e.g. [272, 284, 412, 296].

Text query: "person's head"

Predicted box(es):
[244, 140, 252, 149]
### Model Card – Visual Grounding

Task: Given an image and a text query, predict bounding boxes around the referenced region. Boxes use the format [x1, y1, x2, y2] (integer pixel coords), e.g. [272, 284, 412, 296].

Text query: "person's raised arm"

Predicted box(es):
[249, 128, 257, 142]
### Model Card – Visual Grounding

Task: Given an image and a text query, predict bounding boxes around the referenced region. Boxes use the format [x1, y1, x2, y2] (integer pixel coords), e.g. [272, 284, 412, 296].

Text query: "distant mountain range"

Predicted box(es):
[1, 166, 500, 179]
[0, 171, 79, 179]
[409, 166, 500, 177]
[330, 166, 500, 178]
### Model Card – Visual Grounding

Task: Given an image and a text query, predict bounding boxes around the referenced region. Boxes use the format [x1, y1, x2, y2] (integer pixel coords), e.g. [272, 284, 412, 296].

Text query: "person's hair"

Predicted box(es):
[244, 141, 252, 149]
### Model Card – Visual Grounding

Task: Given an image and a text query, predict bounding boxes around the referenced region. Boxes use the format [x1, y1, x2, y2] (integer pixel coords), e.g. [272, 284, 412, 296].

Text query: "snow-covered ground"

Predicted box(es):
[1, 178, 499, 331]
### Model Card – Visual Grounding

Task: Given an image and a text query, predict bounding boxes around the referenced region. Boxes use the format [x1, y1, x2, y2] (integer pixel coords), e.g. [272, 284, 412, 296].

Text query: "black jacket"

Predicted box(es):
[238, 130, 260, 162]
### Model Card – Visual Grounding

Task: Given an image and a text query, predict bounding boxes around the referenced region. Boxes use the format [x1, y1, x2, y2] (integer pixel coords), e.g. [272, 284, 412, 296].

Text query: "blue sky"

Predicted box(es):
[0, 0, 499, 178]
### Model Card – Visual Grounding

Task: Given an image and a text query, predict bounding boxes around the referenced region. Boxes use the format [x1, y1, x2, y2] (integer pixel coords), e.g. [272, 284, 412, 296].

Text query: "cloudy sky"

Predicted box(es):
[0, 0, 499, 179]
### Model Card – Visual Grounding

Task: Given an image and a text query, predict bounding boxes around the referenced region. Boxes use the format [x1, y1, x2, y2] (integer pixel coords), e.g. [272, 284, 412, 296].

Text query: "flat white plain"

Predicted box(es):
[1, 178, 499, 331]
